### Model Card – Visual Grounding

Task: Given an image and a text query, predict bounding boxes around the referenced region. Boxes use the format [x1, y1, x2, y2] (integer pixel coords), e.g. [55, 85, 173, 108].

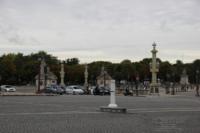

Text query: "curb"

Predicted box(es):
[0, 93, 58, 96]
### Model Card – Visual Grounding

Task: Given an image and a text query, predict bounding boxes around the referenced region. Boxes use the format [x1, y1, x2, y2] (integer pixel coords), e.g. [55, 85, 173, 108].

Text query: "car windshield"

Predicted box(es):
[73, 86, 80, 89]
[6, 86, 12, 88]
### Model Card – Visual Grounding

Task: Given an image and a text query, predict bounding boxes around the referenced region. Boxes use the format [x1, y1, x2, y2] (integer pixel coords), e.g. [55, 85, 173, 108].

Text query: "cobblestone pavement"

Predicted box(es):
[0, 92, 200, 133]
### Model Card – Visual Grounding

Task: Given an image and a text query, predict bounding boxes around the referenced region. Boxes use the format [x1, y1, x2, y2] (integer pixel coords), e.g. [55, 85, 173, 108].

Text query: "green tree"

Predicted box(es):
[159, 61, 172, 81]
[66, 58, 79, 65]
[65, 65, 84, 85]
[119, 59, 135, 81]
[0, 54, 17, 84]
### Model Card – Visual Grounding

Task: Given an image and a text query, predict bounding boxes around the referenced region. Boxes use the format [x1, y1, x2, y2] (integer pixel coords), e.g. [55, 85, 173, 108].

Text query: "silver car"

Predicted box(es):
[64, 85, 84, 95]
[0, 85, 16, 92]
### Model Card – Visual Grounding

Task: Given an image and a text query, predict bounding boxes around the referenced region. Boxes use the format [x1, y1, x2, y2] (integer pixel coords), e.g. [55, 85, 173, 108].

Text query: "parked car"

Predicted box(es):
[0, 85, 16, 92]
[44, 85, 64, 95]
[93, 86, 110, 95]
[64, 85, 84, 95]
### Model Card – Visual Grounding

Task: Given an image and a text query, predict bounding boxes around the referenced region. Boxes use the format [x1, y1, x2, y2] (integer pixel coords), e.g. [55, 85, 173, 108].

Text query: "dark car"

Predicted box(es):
[93, 86, 110, 95]
[44, 85, 64, 95]
[123, 87, 133, 96]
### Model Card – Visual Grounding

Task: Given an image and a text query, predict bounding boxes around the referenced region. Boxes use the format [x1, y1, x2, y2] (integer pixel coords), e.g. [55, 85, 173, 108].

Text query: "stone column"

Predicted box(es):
[0, 75, 1, 94]
[150, 42, 159, 94]
[40, 59, 46, 90]
[108, 80, 118, 108]
[40, 59, 46, 76]
[60, 63, 65, 86]
[84, 64, 89, 93]
[196, 70, 199, 96]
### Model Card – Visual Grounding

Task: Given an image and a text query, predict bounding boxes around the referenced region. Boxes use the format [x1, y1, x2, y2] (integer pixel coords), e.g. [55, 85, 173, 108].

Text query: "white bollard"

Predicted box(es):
[108, 80, 118, 108]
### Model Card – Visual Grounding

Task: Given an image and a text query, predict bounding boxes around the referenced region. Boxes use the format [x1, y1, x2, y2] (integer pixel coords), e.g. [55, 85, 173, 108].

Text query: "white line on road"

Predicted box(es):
[128, 107, 200, 113]
[0, 111, 102, 116]
[0, 107, 200, 116]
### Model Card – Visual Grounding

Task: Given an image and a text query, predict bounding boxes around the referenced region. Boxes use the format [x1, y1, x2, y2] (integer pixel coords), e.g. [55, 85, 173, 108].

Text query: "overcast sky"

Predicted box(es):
[0, 0, 200, 63]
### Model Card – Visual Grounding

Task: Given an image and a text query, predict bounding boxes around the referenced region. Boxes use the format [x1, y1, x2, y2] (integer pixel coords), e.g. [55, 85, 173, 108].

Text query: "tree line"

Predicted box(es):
[0, 51, 200, 85]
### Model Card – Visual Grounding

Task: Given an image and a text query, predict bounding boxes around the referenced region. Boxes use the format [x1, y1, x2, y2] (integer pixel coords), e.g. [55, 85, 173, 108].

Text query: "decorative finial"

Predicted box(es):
[152, 42, 157, 51]
[153, 42, 156, 47]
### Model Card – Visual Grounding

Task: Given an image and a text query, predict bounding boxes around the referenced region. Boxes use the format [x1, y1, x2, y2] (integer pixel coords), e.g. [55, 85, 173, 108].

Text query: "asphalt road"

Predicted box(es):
[0, 92, 200, 133]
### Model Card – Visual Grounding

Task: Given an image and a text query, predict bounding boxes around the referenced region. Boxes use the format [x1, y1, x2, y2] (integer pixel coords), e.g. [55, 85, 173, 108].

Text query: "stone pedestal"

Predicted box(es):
[100, 106, 126, 113]
[108, 80, 118, 108]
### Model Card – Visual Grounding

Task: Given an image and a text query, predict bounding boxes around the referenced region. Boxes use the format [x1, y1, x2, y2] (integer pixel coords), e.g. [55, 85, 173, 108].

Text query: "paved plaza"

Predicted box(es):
[0, 91, 200, 133]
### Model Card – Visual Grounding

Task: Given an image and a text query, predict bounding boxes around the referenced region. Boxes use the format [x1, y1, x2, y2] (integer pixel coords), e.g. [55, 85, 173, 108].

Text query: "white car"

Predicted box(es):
[1, 85, 16, 92]
[64, 85, 84, 95]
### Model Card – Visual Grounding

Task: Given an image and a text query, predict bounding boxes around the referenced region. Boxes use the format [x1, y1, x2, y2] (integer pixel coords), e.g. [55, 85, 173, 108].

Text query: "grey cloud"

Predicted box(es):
[0, 0, 200, 62]
[0, 24, 40, 46]
[7, 34, 23, 44]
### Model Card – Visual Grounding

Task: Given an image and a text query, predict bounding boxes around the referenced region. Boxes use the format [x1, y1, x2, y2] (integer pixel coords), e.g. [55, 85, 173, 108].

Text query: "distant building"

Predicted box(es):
[97, 67, 112, 88]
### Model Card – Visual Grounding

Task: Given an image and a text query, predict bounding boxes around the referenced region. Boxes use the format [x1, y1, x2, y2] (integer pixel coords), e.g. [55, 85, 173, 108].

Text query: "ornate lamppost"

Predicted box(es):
[37, 58, 42, 93]
[150, 42, 159, 94]
[135, 74, 140, 96]
[196, 70, 199, 96]
[37, 58, 46, 93]
[101, 66, 106, 88]
[84, 64, 89, 94]
[171, 73, 175, 95]
[166, 73, 170, 94]
[0, 75, 1, 93]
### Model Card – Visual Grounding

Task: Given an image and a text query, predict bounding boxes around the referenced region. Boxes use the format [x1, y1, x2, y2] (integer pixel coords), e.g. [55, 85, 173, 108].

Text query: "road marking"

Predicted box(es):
[0, 111, 102, 116]
[153, 117, 183, 132]
[128, 107, 200, 113]
[1, 107, 200, 116]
